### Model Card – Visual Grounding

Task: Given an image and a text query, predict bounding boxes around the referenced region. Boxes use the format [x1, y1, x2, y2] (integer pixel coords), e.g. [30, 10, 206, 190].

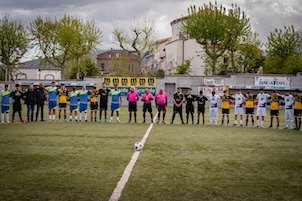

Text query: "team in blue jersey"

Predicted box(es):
[45, 81, 58, 121]
[1, 85, 11, 123]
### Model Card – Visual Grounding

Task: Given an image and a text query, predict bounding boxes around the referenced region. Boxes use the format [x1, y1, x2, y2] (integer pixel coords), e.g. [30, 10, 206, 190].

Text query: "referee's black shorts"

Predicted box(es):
[143, 104, 152, 113]
[128, 102, 137, 112]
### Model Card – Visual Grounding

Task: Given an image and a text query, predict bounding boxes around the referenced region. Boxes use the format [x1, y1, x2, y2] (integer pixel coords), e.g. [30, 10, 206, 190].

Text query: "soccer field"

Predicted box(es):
[0, 107, 302, 201]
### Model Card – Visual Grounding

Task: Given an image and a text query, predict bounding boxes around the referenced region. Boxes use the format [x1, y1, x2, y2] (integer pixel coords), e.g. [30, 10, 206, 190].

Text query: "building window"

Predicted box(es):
[108, 53, 111, 58]
[101, 63, 105, 71]
[16, 73, 26, 80]
[116, 53, 120, 58]
[44, 74, 55, 80]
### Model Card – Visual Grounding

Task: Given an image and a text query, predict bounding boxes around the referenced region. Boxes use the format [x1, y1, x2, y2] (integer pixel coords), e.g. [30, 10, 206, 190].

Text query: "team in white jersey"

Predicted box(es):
[207, 91, 220, 125]
[233, 89, 244, 126]
[281, 91, 294, 129]
[255, 89, 271, 127]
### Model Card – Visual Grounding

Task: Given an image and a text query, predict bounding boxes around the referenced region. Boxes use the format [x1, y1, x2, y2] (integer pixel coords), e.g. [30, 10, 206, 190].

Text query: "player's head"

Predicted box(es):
[159, 88, 164, 94]
[114, 84, 118, 90]
[188, 88, 192, 94]
[272, 90, 277, 96]
[223, 90, 227, 95]
[4, 84, 8, 90]
[40, 82, 44, 88]
[82, 85, 86, 91]
[284, 90, 290, 96]
[199, 90, 203, 95]
[15, 84, 20, 90]
[259, 88, 264, 93]
[237, 89, 241, 93]
[177, 87, 181, 93]
[212, 91, 215, 95]
[145, 88, 149, 94]
[72, 86, 76, 91]
[130, 86, 135, 92]
[247, 90, 252, 96]
[102, 83, 106, 88]
[61, 83, 65, 89]
[92, 86, 97, 91]
[29, 85, 34, 90]
[293, 89, 300, 95]
[51, 81, 56, 87]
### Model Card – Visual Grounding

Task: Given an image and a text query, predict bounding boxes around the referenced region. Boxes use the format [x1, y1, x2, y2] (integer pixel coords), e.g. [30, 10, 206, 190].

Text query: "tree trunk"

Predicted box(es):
[212, 46, 217, 75]
[230, 50, 236, 73]
[76, 57, 80, 80]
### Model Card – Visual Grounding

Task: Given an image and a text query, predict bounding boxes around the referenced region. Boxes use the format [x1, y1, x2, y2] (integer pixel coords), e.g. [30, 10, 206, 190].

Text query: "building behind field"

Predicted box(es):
[96, 49, 140, 74]
[7, 59, 61, 81]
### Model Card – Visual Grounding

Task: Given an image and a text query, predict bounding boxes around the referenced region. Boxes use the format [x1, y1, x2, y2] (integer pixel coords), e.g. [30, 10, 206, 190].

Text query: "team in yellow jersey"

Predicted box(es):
[268, 90, 282, 128]
[293, 89, 302, 130]
[220, 90, 234, 126]
[245, 91, 256, 127]
[90, 86, 98, 122]
[57, 84, 69, 121]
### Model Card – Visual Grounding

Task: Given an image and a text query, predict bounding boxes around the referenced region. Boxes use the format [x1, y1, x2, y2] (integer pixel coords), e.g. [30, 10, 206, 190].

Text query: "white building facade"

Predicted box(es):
[145, 16, 208, 76]
[12, 68, 61, 80]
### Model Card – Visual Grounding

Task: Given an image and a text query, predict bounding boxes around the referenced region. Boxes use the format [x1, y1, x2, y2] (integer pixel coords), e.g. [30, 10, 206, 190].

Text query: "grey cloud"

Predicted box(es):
[1, 0, 301, 51]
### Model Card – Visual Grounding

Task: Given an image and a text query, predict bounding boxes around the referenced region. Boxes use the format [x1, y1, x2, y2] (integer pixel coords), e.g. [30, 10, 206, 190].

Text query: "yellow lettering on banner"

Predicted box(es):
[112, 78, 119, 86]
[103, 78, 111, 86]
[139, 78, 146, 86]
[121, 78, 128, 86]
[130, 78, 137, 86]
[103, 77, 156, 87]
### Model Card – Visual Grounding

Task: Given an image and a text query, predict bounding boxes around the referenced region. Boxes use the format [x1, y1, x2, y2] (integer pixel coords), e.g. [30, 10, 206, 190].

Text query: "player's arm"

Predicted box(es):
[165, 95, 168, 108]
[119, 94, 122, 106]
[154, 94, 158, 107]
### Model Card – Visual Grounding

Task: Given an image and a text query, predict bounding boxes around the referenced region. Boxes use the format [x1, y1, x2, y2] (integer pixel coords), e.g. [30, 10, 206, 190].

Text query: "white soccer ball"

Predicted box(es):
[134, 141, 143, 151]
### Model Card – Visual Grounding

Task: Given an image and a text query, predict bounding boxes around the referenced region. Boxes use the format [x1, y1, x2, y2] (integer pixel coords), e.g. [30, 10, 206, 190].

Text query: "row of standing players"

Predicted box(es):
[1, 82, 302, 130]
[169, 87, 302, 130]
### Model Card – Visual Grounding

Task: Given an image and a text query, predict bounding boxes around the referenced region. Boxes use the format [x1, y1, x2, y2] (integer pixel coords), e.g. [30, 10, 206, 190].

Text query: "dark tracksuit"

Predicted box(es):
[35, 87, 46, 121]
[24, 90, 36, 122]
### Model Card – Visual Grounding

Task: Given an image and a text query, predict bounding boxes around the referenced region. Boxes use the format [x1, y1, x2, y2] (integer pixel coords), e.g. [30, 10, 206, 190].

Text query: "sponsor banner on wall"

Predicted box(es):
[103, 77, 156, 87]
[198, 86, 225, 96]
[255, 76, 290, 87]
[203, 78, 224, 86]
[20, 81, 94, 86]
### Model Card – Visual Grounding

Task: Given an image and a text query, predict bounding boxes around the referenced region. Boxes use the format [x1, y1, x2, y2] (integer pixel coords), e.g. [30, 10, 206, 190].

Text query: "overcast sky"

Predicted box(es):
[1, 0, 301, 60]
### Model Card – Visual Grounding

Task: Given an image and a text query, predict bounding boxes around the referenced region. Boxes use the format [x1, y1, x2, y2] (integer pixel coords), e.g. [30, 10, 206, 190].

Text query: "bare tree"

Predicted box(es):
[112, 18, 157, 72]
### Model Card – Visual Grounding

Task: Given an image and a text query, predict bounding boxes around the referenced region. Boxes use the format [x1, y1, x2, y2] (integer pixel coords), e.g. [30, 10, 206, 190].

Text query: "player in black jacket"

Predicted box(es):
[98, 83, 111, 122]
[195, 91, 208, 125]
[11, 84, 24, 123]
[170, 87, 185, 124]
[184, 88, 196, 124]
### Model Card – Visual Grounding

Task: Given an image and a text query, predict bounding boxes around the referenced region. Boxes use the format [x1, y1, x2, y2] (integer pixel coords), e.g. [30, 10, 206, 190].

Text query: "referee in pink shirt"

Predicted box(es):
[141, 88, 154, 123]
[155, 88, 168, 124]
[127, 86, 139, 123]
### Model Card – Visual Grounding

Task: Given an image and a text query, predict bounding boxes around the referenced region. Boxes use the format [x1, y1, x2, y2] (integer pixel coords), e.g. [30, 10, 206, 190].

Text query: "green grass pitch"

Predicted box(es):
[0, 106, 302, 201]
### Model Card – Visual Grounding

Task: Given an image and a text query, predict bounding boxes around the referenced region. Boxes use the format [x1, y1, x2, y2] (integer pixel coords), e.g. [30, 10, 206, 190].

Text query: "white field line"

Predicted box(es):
[108, 112, 158, 201]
